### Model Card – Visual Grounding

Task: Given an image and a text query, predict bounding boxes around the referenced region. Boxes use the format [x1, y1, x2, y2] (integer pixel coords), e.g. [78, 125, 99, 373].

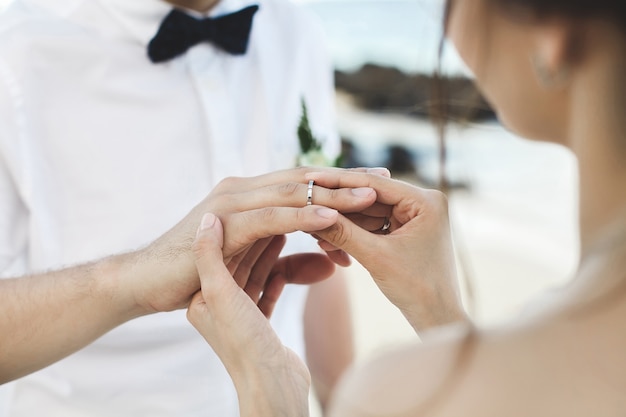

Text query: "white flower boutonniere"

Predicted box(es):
[296, 98, 341, 167]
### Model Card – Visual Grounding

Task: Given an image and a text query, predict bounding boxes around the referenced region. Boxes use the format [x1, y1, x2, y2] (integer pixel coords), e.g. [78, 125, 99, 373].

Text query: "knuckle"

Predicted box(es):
[215, 176, 241, 193]
[261, 207, 280, 224]
[295, 166, 311, 176]
[428, 189, 449, 209]
[327, 187, 340, 202]
[186, 305, 198, 324]
[236, 259, 253, 277]
[211, 194, 229, 211]
[246, 273, 264, 289]
[224, 214, 256, 251]
[186, 296, 205, 325]
[277, 182, 301, 199]
[421, 189, 450, 221]
[324, 221, 351, 248]
[191, 235, 214, 259]
[295, 206, 307, 225]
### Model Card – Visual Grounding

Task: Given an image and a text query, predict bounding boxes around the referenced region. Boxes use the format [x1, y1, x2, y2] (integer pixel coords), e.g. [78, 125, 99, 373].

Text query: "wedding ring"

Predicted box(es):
[380, 217, 391, 233]
[306, 180, 314, 206]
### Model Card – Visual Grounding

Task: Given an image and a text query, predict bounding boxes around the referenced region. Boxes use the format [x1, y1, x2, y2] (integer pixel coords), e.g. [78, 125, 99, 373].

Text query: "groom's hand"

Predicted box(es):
[226, 232, 335, 318]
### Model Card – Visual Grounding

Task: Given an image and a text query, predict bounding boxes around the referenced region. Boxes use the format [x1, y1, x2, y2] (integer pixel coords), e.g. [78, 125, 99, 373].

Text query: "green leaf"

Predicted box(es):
[297, 97, 322, 154]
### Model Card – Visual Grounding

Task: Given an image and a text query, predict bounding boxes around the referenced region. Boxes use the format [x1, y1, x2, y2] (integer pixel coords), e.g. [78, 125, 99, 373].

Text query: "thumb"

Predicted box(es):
[193, 212, 224, 261]
[315, 214, 381, 263]
[192, 213, 237, 302]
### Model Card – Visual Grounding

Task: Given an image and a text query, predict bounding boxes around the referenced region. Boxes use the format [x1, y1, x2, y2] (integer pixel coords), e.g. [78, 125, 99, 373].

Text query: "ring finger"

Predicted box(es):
[220, 182, 377, 214]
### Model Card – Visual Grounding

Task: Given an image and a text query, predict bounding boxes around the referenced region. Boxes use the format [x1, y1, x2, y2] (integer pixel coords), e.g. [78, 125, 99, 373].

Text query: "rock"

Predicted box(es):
[335, 63, 496, 123]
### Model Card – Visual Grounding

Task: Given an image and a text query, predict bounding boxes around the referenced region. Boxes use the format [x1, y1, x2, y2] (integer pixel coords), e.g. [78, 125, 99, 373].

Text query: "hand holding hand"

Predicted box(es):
[126, 167, 378, 316]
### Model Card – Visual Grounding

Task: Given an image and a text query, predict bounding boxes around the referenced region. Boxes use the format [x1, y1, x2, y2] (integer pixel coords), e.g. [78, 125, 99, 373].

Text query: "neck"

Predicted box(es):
[165, 0, 220, 13]
[568, 35, 626, 259]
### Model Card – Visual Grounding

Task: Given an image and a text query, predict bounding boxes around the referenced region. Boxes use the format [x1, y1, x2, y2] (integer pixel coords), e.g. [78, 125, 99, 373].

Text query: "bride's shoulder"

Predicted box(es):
[329, 318, 581, 417]
[328, 322, 483, 416]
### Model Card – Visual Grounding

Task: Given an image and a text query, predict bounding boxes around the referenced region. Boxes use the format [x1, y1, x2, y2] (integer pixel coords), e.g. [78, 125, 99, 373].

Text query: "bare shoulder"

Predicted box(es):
[328, 322, 485, 417]
[329, 316, 626, 417]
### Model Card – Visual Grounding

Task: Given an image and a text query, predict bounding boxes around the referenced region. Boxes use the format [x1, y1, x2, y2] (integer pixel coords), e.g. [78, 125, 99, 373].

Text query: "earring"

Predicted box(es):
[531, 55, 570, 88]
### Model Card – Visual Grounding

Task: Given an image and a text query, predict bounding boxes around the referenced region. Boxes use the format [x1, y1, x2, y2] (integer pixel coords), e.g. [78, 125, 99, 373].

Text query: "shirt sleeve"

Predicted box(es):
[0, 59, 29, 278]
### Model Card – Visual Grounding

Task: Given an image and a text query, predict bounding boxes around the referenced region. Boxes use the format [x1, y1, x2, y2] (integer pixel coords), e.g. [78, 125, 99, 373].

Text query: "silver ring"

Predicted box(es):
[306, 180, 314, 206]
[381, 217, 391, 233]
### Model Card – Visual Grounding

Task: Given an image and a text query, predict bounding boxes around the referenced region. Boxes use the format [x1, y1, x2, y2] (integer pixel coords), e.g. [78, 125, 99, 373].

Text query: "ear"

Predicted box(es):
[531, 20, 578, 87]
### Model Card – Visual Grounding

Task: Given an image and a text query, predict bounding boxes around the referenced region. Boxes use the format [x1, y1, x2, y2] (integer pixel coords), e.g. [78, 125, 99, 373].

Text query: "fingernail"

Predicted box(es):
[316, 208, 338, 219]
[200, 213, 217, 231]
[351, 187, 374, 197]
[367, 167, 391, 177]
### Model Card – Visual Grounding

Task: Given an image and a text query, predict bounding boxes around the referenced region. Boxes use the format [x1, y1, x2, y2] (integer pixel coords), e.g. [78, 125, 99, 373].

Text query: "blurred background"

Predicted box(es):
[298, 0, 578, 353]
[0, 0, 580, 412]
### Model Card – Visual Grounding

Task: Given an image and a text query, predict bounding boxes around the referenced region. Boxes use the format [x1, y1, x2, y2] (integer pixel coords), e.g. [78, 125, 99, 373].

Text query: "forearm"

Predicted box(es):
[233, 363, 311, 417]
[304, 271, 355, 413]
[400, 267, 471, 334]
[402, 302, 471, 335]
[0, 252, 144, 383]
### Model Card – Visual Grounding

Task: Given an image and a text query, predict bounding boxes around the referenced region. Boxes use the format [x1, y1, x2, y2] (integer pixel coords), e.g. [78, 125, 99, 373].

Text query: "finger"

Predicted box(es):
[306, 170, 427, 207]
[221, 182, 377, 214]
[353, 201, 393, 218]
[232, 236, 281, 288]
[188, 290, 207, 312]
[212, 166, 380, 196]
[187, 290, 209, 328]
[362, 167, 392, 177]
[323, 248, 352, 267]
[271, 253, 336, 285]
[190, 213, 241, 315]
[344, 212, 390, 232]
[257, 273, 287, 318]
[227, 245, 253, 275]
[312, 237, 352, 266]
[317, 239, 338, 252]
[220, 205, 339, 258]
[314, 214, 383, 265]
[242, 235, 287, 302]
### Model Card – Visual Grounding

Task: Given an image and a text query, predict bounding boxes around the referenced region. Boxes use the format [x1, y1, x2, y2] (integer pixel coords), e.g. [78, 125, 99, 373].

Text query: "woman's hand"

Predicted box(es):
[308, 170, 468, 332]
[187, 213, 310, 417]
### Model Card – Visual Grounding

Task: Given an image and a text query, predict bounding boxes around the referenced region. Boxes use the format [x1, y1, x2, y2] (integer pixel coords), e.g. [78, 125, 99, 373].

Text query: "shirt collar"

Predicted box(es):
[20, 0, 83, 16]
[95, 0, 256, 47]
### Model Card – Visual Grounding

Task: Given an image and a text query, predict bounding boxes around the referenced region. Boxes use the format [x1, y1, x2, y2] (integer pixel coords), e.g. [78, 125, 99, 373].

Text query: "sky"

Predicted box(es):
[302, 0, 469, 74]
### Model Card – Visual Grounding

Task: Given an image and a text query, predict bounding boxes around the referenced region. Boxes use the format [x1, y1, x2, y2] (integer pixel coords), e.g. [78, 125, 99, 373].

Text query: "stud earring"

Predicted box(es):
[531, 55, 569, 88]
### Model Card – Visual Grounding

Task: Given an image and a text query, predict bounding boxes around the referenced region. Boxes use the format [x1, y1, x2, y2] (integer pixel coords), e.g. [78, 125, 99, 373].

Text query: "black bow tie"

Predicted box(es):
[147, 5, 259, 63]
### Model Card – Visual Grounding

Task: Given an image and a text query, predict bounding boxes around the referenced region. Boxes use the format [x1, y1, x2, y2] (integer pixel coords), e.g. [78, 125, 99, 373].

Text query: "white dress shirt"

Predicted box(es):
[0, 0, 339, 415]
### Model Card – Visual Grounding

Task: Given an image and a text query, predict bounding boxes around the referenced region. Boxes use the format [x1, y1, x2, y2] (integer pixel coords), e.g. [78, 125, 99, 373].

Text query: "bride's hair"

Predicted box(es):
[432, 0, 626, 187]
[489, 0, 626, 28]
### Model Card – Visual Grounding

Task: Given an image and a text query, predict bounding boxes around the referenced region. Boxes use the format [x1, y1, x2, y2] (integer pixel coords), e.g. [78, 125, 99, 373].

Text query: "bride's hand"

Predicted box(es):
[187, 213, 310, 417]
[308, 170, 468, 332]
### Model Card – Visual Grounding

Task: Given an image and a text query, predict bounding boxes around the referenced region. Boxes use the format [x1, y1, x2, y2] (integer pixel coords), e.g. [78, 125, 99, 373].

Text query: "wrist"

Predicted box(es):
[402, 301, 469, 333]
[235, 372, 310, 417]
[113, 241, 199, 316]
[231, 350, 311, 417]
[94, 251, 152, 320]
